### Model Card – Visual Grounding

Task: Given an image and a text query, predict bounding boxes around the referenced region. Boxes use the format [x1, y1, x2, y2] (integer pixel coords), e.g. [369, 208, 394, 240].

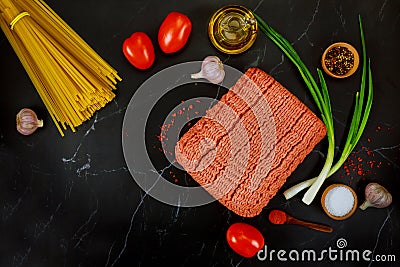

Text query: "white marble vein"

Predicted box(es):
[222, 55, 231, 64]
[87, 166, 128, 176]
[12, 202, 63, 265]
[292, 0, 320, 46]
[95, 106, 127, 124]
[288, 0, 295, 13]
[76, 154, 92, 178]
[332, 113, 347, 127]
[252, 0, 265, 12]
[108, 169, 165, 267]
[2, 174, 32, 221]
[349, 142, 400, 169]
[334, 4, 346, 31]
[13, 247, 31, 267]
[233, 258, 244, 266]
[373, 143, 400, 152]
[270, 54, 285, 75]
[368, 207, 394, 267]
[311, 149, 325, 158]
[62, 115, 97, 164]
[34, 203, 62, 240]
[379, 0, 388, 22]
[73, 199, 99, 249]
[64, 176, 75, 200]
[207, 84, 222, 110]
[173, 195, 181, 222]
[2, 197, 23, 221]
[105, 241, 116, 267]
[245, 41, 268, 69]
[108, 194, 147, 267]
[372, 144, 400, 168]
[62, 106, 126, 166]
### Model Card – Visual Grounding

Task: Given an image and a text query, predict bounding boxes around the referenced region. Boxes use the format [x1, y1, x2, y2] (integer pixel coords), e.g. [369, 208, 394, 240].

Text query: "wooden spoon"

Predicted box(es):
[269, 210, 333, 233]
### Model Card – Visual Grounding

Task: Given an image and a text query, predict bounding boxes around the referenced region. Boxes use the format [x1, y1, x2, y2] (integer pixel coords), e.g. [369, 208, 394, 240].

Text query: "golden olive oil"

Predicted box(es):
[208, 5, 258, 54]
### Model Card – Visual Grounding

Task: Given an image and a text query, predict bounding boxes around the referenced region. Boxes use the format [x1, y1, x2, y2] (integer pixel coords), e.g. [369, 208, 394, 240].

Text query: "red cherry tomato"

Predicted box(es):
[226, 223, 264, 258]
[158, 12, 192, 53]
[122, 32, 155, 70]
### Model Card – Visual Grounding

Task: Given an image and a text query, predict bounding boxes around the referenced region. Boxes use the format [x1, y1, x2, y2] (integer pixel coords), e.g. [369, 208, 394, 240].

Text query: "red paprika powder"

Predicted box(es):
[268, 210, 287, 225]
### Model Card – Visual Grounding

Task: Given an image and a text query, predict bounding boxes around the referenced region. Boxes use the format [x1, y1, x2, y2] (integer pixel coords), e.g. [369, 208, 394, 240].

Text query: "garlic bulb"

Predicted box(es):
[16, 108, 44, 135]
[191, 56, 225, 84]
[359, 182, 392, 210]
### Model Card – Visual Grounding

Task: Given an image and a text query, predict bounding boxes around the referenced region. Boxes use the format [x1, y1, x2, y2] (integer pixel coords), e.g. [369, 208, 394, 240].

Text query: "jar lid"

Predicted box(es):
[208, 5, 258, 54]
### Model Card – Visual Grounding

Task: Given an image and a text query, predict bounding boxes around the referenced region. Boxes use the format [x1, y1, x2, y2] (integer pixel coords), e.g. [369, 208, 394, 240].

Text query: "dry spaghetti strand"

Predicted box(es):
[0, 0, 122, 136]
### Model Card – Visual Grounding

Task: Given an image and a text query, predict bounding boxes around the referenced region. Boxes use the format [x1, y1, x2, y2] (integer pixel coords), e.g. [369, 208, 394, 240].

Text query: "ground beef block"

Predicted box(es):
[175, 68, 326, 217]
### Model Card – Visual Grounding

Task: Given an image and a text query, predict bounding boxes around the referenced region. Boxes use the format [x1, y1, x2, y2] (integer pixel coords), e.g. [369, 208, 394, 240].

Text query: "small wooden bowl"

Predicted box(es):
[321, 42, 360, 79]
[321, 184, 358, 220]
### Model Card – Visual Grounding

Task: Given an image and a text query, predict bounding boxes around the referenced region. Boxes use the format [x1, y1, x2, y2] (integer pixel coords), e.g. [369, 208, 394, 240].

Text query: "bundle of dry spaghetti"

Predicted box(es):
[0, 0, 121, 136]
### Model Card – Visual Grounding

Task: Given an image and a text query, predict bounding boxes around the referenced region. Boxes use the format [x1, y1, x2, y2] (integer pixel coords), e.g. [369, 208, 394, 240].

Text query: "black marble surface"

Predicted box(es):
[0, 0, 399, 266]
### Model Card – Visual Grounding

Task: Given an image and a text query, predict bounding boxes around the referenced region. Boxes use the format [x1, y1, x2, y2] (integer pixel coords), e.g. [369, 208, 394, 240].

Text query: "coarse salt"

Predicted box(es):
[324, 186, 355, 217]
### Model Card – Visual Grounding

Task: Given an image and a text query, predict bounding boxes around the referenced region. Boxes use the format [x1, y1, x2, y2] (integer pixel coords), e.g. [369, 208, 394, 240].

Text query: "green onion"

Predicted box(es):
[253, 13, 373, 204]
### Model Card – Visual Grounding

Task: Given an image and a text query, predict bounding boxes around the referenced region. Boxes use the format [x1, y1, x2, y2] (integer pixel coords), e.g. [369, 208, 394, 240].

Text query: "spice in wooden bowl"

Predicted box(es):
[321, 184, 358, 220]
[321, 42, 359, 78]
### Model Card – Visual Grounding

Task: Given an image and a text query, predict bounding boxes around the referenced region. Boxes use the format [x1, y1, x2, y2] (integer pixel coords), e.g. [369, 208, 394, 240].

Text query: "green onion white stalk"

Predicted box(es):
[253, 14, 373, 204]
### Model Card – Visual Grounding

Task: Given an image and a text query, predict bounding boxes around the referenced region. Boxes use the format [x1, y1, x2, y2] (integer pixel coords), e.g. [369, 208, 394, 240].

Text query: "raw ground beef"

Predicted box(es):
[175, 68, 326, 217]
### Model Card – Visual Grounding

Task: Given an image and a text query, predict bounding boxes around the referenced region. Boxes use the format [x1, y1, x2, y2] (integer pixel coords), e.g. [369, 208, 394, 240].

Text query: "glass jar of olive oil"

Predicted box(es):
[208, 5, 258, 54]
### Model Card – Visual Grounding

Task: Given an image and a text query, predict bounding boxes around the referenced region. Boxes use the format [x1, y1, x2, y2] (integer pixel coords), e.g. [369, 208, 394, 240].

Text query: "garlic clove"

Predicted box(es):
[16, 108, 44, 135]
[190, 72, 204, 79]
[359, 182, 392, 210]
[191, 56, 225, 84]
[359, 199, 372, 210]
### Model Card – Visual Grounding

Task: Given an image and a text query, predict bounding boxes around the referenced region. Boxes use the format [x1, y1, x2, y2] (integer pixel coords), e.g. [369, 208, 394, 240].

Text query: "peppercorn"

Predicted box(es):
[324, 46, 354, 76]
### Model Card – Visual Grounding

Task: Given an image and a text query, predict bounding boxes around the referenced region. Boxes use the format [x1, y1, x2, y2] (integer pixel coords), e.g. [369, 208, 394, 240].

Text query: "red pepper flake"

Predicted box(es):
[154, 99, 205, 184]
[157, 101, 201, 163]
[340, 144, 386, 184]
